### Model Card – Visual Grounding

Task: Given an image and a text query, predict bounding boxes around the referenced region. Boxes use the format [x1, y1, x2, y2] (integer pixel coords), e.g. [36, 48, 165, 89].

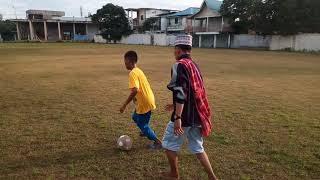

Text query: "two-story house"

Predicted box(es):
[191, 0, 232, 48]
[126, 8, 176, 31]
[163, 7, 200, 34]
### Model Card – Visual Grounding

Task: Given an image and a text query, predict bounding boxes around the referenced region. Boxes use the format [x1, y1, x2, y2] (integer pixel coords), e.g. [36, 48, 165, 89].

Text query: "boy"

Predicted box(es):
[120, 51, 162, 149]
[162, 35, 218, 180]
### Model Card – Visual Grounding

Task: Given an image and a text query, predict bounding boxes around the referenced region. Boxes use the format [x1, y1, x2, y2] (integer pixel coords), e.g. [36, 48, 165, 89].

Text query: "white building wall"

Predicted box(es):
[120, 34, 151, 45]
[231, 34, 271, 48]
[161, 17, 168, 31]
[269, 36, 294, 50]
[87, 24, 98, 40]
[295, 34, 320, 51]
[270, 34, 320, 51]
[182, 17, 187, 27]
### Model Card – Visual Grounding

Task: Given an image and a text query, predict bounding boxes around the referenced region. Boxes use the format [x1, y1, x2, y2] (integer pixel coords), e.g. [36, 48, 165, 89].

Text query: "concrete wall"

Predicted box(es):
[295, 34, 320, 51]
[153, 34, 167, 46]
[167, 35, 176, 46]
[94, 33, 177, 46]
[269, 36, 294, 50]
[87, 24, 98, 40]
[270, 34, 320, 51]
[93, 33, 320, 52]
[120, 34, 151, 45]
[231, 34, 271, 48]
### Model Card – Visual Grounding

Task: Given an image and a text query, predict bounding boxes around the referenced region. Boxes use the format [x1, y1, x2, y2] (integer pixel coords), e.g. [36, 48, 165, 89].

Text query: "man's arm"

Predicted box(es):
[174, 103, 184, 136]
[173, 64, 189, 136]
[120, 88, 138, 113]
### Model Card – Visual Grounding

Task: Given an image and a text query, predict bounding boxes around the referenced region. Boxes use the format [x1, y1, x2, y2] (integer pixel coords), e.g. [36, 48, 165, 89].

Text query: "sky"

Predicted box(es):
[0, 0, 203, 19]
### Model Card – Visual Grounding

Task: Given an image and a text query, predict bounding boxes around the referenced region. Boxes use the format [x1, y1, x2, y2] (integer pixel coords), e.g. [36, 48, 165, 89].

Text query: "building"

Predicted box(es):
[126, 8, 177, 31]
[0, 14, 3, 21]
[163, 7, 200, 34]
[190, 0, 232, 48]
[9, 10, 99, 41]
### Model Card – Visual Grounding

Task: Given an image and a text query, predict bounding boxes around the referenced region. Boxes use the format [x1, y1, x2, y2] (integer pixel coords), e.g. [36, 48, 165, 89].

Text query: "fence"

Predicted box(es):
[94, 34, 177, 46]
[230, 34, 271, 49]
[94, 33, 320, 52]
[270, 33, 320, 51]
[74, 35, 90, 41]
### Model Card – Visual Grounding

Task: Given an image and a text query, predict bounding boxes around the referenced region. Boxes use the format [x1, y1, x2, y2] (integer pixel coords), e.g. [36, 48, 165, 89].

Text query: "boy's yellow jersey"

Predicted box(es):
[129, 67, 156, 114]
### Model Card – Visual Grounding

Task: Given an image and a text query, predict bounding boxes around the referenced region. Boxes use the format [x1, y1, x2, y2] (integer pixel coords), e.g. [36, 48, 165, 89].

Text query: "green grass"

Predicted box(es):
[0, 43, 319, 179]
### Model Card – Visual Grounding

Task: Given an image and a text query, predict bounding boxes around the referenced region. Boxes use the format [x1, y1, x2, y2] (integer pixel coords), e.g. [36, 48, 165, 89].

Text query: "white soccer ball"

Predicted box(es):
[117, 135, 133, 151]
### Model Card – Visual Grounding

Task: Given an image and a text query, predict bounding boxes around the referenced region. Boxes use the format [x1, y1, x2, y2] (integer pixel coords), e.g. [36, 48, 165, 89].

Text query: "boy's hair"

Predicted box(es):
[175, 44, 192, 52]
[124, 51, 138, 63]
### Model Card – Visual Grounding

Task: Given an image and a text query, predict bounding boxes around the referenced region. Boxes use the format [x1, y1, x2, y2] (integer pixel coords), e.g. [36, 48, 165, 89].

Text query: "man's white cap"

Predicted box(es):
[174, 35, 193, 46]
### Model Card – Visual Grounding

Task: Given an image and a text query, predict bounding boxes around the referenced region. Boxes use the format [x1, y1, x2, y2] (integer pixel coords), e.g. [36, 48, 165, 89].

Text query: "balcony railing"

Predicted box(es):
[185, 26, 223, 33]
[167, 24, 184, 31]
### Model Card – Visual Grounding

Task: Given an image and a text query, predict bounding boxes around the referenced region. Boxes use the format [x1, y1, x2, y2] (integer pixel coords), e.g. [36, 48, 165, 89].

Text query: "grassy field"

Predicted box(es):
[0, 43, 319, 179]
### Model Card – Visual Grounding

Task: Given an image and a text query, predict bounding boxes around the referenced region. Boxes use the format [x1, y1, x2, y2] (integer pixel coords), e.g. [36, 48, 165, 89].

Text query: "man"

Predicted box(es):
[162, 35, 218, 179]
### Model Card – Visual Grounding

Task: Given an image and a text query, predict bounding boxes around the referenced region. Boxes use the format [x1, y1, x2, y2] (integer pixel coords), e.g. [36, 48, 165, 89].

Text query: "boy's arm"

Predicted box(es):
[120, 88, 138, 113]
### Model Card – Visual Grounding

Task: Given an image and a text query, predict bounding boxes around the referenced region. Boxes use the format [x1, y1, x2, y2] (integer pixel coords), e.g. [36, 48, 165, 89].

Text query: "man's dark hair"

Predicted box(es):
[124, 51, 138, 63]
[175, 44, 192, 52]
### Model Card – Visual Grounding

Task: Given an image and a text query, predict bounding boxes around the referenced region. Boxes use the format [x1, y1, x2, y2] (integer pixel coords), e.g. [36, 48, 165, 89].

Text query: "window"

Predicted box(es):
[175, 18, 179, 24]
[141, 15, 144, 21]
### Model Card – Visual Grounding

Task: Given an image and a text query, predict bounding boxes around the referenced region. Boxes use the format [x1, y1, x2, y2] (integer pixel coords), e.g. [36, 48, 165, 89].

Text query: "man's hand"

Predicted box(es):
[174, 118, 184, 136]
[120, 104, 126, 113]
[165, 104, 174, 112]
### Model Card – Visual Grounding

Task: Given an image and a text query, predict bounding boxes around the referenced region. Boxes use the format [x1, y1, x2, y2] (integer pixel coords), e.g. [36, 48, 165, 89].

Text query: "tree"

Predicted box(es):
[92, 3, 132, 43]
[0, 20, 16, 41]
[142, 17, 159, 32]
[220, 0, 255, 34]
[220, 0, 320, 35]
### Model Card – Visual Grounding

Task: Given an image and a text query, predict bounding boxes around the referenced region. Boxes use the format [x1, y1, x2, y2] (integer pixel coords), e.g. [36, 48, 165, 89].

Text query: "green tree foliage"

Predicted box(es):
[92, 3, 132, 42]
[142, 17, 159, 32]
[0, 20, 16, 41]
[220, 0, 320, 35]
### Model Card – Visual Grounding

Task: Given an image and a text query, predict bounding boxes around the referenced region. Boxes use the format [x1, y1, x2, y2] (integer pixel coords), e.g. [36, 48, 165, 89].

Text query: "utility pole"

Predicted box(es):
[12, 0, 17, 19]
[80, 6, 83, 17]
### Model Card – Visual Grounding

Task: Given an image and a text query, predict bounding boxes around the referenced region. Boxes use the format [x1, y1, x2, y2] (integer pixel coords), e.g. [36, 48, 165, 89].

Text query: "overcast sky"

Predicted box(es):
[0, 0, 204, 19]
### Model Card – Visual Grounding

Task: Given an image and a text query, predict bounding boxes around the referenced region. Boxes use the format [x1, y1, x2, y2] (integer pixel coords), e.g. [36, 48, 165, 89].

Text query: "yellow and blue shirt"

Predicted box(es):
[129, 67, 156, 114]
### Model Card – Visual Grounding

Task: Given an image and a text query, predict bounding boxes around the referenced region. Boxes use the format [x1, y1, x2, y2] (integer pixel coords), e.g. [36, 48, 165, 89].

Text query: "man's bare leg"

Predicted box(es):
[163, 149, 179, 179]
[196, 152, 218, 180]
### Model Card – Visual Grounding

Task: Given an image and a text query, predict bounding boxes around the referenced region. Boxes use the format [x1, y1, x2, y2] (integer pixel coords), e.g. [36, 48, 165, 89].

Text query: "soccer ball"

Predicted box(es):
[117, 135, 132, 151]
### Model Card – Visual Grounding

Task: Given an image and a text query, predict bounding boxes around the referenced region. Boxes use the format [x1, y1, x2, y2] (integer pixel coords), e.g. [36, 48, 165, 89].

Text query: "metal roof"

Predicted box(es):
[167, 7, 200, 17]
[204, 0, 223, 12]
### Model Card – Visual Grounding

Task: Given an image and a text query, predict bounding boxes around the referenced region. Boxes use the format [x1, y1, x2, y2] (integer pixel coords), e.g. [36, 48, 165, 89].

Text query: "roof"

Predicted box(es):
[9, 17, 92, 23]
[26, 10, 65, 17]
[204, 0, 223, 12]
[167, 7, 200, 17]
[52, 17, 91, 22]
[125, 8, 175, 11]
[191, 0, 223, 18]
[157, 12, 178, 17]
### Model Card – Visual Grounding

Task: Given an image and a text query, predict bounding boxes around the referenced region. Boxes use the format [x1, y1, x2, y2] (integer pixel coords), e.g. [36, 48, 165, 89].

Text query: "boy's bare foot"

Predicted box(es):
[161, 172, 179, 180]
